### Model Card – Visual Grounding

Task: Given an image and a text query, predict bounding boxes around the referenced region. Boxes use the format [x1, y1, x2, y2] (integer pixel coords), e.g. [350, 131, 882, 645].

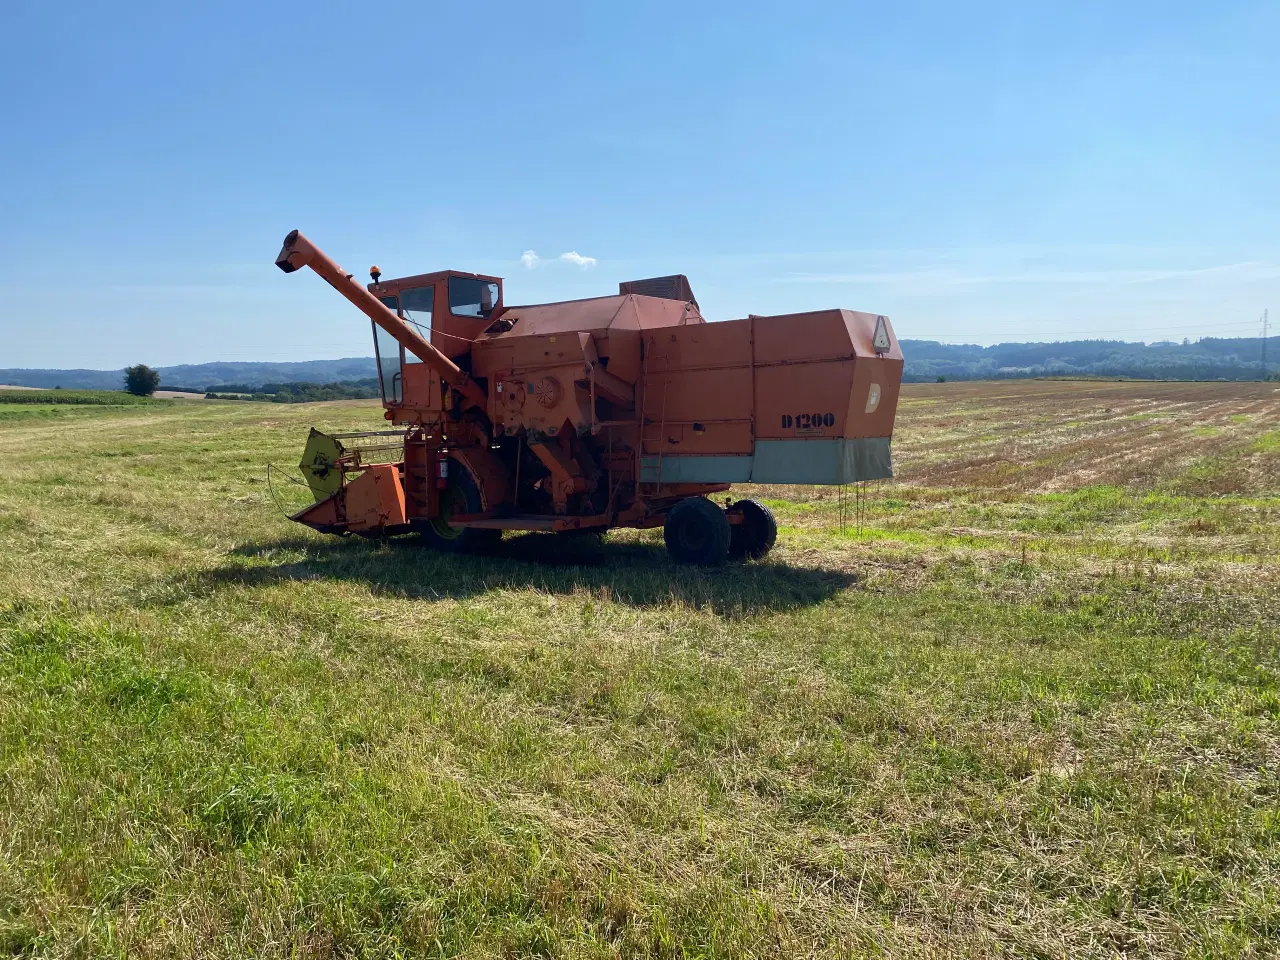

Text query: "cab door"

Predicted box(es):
[373, 296, 403, 404]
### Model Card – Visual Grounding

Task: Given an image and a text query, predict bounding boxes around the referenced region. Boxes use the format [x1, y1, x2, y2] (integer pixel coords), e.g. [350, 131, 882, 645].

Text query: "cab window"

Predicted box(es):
[399, 286, 433, 363]
[448, 276, 499, 318]
[371, 312, 402, 405]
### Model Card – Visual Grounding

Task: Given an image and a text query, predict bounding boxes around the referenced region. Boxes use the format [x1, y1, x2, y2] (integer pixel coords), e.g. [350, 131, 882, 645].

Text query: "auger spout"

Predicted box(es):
[274, 230, 487, 410]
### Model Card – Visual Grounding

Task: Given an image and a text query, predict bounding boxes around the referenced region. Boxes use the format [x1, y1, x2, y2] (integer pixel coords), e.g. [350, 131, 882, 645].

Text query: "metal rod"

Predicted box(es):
[513, 434, 522, 510]
[1263, 308, 1269, 381]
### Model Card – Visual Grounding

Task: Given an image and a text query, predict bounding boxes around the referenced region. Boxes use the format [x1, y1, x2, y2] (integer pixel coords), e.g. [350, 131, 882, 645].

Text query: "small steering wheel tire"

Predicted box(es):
[728, 498, 778, 560]
[422, 462, 502, 553]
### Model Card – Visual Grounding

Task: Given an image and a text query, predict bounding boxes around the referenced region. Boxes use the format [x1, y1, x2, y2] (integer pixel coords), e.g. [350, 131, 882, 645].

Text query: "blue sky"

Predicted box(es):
[1, 0, 1276, 368]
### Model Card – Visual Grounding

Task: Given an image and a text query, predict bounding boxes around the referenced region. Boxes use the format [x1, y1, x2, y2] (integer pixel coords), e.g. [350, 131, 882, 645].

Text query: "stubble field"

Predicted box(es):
[1, 379, 1277, 958]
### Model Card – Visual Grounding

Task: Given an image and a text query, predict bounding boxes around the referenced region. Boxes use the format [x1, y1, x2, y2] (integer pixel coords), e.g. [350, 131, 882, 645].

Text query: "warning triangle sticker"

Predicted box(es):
[873, 316, 891, 353]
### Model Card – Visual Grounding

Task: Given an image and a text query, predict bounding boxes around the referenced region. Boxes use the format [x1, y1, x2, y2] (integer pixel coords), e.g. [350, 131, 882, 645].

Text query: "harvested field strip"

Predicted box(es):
[890, 381, 1280, 492]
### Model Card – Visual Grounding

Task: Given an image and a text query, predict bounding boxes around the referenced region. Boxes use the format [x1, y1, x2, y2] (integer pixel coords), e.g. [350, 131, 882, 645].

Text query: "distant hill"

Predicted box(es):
[0, 358, 378, 391]
[899, 336, 1278, 382]
[2, 336, 1276, 390]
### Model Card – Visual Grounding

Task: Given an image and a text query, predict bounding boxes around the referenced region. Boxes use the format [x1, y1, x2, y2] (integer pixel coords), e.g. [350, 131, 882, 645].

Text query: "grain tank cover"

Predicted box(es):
[618, 274, 698, 307]
[484, 293, 702, 339]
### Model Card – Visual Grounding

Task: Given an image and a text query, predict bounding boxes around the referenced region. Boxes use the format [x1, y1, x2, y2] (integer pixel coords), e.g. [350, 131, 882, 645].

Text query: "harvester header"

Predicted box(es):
[275, 230, 904, 564]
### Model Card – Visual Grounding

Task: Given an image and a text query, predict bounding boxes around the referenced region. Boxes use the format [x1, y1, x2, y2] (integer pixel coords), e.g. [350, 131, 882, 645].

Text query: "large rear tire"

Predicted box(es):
[422, 462, 502, 553]
[729, 498, 778, 560]
[664, 497, 731, 566]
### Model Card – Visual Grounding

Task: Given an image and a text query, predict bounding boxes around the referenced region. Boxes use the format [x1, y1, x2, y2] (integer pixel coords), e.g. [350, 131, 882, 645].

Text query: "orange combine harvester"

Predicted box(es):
[275, 230, 904, 564]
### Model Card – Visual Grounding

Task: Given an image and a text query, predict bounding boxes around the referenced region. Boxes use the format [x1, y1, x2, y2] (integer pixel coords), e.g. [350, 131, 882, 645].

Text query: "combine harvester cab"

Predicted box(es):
[275, 230, 903, 564]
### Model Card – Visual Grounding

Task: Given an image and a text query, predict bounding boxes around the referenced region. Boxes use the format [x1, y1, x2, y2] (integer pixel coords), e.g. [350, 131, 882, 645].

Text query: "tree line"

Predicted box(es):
[900, 337, 1279, 382]
[203, 379, 381, 402]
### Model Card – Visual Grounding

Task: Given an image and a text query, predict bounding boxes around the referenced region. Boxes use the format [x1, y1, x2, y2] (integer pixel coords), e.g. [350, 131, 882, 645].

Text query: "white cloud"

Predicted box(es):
[559, 251, 597, 268]
[519, 249, 597, 269]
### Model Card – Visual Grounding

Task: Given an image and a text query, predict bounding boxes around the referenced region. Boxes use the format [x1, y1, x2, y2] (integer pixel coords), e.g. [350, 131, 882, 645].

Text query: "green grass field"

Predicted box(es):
[1, 381, 1277, 958]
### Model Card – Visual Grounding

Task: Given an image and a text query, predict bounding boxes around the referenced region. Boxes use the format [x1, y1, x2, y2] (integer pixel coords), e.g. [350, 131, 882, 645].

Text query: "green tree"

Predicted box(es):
[123, 364, 161, 397]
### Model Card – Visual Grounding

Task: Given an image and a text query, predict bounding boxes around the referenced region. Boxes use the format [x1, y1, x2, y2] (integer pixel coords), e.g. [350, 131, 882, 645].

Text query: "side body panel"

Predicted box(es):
[638, 310, 904, 485]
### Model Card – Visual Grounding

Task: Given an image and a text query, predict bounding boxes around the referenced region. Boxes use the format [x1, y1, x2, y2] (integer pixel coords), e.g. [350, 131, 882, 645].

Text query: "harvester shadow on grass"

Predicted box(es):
[199, 533, 857, 614]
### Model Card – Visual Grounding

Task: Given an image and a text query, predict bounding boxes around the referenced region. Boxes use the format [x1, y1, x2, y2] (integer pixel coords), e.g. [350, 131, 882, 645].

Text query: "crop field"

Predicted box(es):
[1, 380, 1277, 958]
[0, 390, 165, 406]
[0, 391, 169, 427]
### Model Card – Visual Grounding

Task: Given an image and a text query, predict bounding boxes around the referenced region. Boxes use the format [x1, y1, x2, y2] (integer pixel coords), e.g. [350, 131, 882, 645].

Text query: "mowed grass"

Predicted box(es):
[1, 381, 1278, 958]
